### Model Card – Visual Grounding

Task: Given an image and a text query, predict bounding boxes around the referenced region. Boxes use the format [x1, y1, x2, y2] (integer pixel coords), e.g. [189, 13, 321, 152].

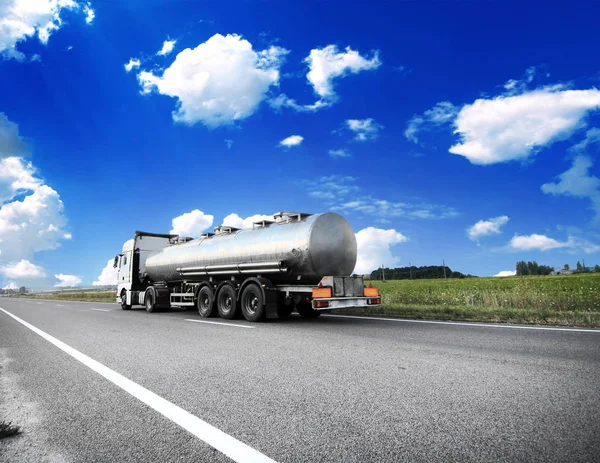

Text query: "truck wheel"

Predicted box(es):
[297, 302, 321, 318]
[217, 285, 238, 319]
[120, 290, 131, 310]
[197, 286, 215, 317]
[145, 288, 156, 313]
[241, 283, 265, 322]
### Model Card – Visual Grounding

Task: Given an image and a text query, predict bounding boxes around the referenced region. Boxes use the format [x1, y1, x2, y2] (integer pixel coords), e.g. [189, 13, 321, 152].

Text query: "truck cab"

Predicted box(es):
[115, 232, 179, 309]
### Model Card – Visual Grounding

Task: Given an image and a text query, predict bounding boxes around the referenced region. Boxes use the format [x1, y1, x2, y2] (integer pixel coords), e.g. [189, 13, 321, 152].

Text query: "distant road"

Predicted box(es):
[1, 298, 599, 462]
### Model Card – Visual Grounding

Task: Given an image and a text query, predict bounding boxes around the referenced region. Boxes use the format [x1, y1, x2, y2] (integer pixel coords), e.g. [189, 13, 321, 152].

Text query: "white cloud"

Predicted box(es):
[354, 227, 408, 274]
[509, 234, 571, 251]
[304, 45, 380, 103]
[224, 139, 233, 149]
[405, 101, 458, 143]
[494, 270, 516, 277]
[0, 0, 93, 60]
[2, 281, 18, 290]
[303, 175, 458, 219]
[541, 156, 600, 215]
[93, 258, 118, 286]
[0, 156, 40, 203]
[83, 2, 94, 24]
[0, 114, 69, 288]
[0, 259, 46, 278]
[137, 33, 288, 127]
[467, 216, 509, 241]
[222, 213, 274, 229]
[278, 135, 303, 148]
[450, 87, 600, 164]
[124, 58, 140, 73]
[54, 273, 82, 287]
[170, 209, 214, 236]
[329, 148, 351, 158]
[157, 39, 176, 56]
[0, 113, 29, 157]
[345, 118, 383, 141]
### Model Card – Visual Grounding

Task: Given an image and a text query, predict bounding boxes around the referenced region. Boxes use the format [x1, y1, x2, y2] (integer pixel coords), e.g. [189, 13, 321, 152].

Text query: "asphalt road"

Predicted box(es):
[1, 297, 599, 463]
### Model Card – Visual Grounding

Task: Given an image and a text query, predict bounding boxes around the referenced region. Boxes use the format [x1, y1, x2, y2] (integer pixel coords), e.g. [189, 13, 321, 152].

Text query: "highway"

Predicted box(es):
[1, 297, 599, 462]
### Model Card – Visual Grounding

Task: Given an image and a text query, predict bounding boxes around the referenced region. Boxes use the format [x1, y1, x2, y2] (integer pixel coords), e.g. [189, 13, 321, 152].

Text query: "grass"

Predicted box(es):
[336, 273, 600, 327]
[11, 274, 600, 327]
[0, 421, 21, 439]
[15, 291, 115, 303]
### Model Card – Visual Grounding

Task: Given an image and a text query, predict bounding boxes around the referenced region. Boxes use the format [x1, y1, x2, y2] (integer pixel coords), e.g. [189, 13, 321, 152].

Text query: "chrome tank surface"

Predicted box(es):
[144, 213, 357, 284]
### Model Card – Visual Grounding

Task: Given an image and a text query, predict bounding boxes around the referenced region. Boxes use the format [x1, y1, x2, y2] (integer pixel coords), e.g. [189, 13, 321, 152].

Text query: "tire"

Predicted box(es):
[120, 290, 131, 310]
[241, 283, 265, 322]
[297, 302, 321, 318]
[217, 284, 238, 319]
[145, 288, 156, 313]
[197, 286, 215, 318]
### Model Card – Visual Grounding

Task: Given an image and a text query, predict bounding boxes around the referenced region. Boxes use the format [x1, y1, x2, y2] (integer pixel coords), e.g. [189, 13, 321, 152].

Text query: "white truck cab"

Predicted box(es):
[115, 232, 177, 309]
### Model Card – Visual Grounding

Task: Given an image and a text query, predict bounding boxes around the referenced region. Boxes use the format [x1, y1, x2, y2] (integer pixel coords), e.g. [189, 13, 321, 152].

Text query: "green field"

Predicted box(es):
[339, 274, 600, 327]
[11, 274, 600, 327]
[17, 291, 115, 303]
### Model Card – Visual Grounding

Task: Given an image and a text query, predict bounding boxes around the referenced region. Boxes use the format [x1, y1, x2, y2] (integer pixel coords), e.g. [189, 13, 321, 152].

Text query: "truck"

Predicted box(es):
[114, 212, 381, 321]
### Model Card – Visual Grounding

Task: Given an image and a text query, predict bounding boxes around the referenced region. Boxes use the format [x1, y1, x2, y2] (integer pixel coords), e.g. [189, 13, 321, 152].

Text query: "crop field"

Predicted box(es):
[341, 274, 600, 327]
[15, 291, 115, 303]
[8, 274, 600, 327]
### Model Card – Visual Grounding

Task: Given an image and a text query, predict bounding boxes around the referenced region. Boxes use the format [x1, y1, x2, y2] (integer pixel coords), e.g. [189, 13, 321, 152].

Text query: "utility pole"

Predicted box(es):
[443, 259, 447, 279]
[409, 261, 412, 279]
[381, 265, 385, 282]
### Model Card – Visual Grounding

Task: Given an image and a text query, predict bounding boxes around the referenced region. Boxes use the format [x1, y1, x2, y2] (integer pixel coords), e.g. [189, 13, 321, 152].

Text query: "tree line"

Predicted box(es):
[369, 265, 472, 280]
[515, 261, 600, 276]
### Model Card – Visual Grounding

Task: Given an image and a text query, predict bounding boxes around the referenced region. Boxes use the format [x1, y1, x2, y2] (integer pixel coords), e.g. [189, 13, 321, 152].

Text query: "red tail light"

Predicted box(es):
[314, 300, 330, 308]
[367, 297, 381, 305]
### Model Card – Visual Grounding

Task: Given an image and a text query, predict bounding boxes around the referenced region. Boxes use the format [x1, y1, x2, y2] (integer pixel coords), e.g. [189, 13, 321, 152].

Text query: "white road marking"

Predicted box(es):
[8, 297, 116, 306]
[56, 304, 66, 307]
[91, 308, 111, 312]
[0, 307, 275, 463]
[324, 314, 600, 333]
[36, 302, 43, 305]
[185, 319, 255, 329]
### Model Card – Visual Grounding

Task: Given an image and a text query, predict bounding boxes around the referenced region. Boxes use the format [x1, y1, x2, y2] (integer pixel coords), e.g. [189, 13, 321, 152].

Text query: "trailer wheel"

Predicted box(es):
[197, 286, 215, 317]
[297, 302, 321, 318]
[217, 284, 238, 319]
[241, 283, 265, 322]
[120, 290, 131, 310]
[145, 288, 156, 313]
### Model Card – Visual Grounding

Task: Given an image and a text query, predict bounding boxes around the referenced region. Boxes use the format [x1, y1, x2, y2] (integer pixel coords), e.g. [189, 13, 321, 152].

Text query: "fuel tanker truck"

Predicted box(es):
[114, 212, 381, 321]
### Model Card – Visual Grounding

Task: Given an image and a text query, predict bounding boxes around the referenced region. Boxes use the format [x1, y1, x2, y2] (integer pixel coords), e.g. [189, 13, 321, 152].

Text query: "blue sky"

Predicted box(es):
[1, 0, 600, 288]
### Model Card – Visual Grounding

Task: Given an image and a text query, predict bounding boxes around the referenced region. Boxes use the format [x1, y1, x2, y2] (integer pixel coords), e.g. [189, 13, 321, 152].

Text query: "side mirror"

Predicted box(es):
[113, 255, 119, 268]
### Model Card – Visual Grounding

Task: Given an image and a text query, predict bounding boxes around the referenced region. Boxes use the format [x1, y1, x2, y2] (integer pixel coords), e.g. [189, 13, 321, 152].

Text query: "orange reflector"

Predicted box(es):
[312, 287, 332, 298]
[364, 287, 379, 297]
[314, 300, 330, 308]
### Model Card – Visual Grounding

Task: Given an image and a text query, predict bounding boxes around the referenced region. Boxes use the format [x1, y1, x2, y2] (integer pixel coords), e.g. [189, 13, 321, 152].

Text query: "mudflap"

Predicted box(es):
[265, 287, 279, 319]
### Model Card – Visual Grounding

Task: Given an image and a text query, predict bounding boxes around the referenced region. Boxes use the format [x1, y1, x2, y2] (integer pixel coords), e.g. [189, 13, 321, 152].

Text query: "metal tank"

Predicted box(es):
[144, 212, 357, 284]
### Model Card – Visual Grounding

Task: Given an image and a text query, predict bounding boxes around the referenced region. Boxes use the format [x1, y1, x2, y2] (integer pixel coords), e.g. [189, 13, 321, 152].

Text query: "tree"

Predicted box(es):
[564, 264, 570, 271]
[594, 265, 600, 273]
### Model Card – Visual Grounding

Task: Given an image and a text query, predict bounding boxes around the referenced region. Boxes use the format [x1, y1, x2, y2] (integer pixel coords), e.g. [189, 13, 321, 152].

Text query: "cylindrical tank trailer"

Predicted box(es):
[144, 212, 357, 285]
[115, 212, 381, 321]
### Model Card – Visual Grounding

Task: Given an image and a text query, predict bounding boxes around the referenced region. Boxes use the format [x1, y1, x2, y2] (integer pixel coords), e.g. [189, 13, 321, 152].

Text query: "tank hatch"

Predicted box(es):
[253, 219, 275, 229]
[274, 212, 313, 224]
[214, 225, 240, 235]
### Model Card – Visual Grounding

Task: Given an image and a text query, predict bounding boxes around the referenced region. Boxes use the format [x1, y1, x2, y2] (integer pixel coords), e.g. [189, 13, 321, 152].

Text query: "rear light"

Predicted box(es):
[364, 287, 379, 297]
[312, 287, 332, 298]
[314, 300, 330, 308]
[367, 297, 381, 305]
